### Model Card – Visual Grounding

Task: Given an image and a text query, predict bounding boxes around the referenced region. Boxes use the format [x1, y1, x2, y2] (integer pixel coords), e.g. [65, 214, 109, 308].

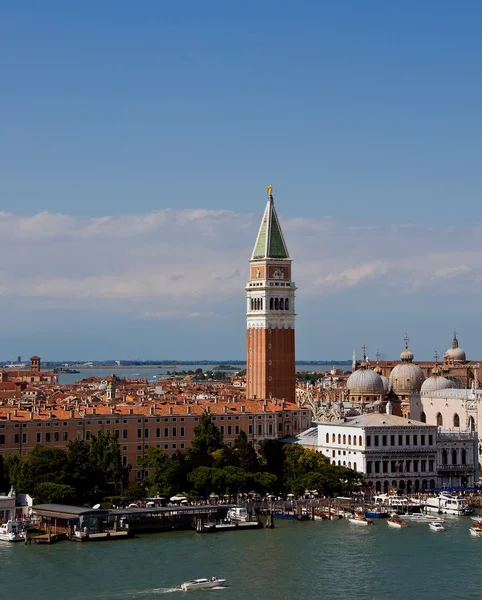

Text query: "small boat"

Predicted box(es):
[400, 513, 440, 522]
[181, 577, 226, 592]
[471, 516, 482, 523]
[365, 509, 389, 519]
[429, 521, 445, 532]
[387, 517, 406, 529]
[470, 526, 482, 537]
[348, 515, 373, 526]
[0, 521, 26, 542]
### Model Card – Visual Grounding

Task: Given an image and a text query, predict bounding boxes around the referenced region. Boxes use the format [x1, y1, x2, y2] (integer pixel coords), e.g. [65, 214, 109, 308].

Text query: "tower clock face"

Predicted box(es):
[272, 268, 285, 280]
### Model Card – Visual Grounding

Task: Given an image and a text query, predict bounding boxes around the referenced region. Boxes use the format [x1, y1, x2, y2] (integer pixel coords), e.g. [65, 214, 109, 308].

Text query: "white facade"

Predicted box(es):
[420, 388, 482, 464]
[314, 413, 476, 492]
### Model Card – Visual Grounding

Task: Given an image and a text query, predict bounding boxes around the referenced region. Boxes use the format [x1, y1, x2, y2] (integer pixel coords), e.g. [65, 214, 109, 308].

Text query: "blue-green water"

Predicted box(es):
[3, 518, 482, 600]
[58, 363, 349, 385]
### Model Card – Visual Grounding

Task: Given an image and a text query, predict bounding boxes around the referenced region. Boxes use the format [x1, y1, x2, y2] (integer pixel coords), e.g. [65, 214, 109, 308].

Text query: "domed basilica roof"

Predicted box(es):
[389, 341, 425, 395]
[444, 332, 466, 362]
[420, 365, 457, 394]
[347, 359, 385, 396]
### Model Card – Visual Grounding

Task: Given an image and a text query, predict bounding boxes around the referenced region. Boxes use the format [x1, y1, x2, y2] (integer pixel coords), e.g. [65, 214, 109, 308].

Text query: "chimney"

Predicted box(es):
[281, 400, 285, 409]
[129, 408, 133, 415]
[30, 410, 34, 420]
[149, 406, 154, 416]
[70, 409, 75, 418]
[7, 412, 11, 420]
[13, 409, 18, 417]
[48, 411, 52, 419]
[92, 407, 96, 415]
[241, 405, 246, 413]
[262, 402, 267, 412]
[168, 406, 173, 415]
[223, 405, 227, 414]
[186, 405, 191, 415]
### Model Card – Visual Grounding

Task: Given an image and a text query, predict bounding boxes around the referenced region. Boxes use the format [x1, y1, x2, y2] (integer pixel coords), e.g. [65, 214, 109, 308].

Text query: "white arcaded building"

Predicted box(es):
[299, 412, 477, 492]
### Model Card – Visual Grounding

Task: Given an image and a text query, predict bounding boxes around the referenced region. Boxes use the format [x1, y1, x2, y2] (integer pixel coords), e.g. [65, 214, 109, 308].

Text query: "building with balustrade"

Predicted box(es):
[306, 412, 477, 492]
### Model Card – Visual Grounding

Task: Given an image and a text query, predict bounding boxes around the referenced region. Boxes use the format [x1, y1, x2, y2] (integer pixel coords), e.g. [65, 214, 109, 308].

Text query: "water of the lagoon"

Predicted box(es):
[58, 363, 351, 385]
[2, 518, 482, 600]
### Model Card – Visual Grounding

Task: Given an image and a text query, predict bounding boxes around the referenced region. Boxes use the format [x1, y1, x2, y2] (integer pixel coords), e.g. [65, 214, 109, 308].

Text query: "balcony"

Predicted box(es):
[437, 464, 473, 472]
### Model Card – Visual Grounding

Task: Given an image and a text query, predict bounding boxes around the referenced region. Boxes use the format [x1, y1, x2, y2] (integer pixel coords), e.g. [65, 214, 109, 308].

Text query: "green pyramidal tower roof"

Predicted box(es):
[251, 188, 290, 260]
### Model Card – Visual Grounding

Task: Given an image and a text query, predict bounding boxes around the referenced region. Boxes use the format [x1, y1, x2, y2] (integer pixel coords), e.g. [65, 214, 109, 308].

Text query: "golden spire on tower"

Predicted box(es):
[267, 185, 273, 197]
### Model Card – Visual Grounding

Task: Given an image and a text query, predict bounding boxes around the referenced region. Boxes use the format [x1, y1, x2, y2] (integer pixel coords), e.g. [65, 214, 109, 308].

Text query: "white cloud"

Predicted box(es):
[1, 209, 482, 318]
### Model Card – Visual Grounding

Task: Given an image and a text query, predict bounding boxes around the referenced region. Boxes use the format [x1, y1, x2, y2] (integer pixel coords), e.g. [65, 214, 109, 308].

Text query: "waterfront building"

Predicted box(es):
[310, 412, 477, 492]
[0, 394, 311, 484]
[0, 356, 57, 385]
[246, 186, 296, 404]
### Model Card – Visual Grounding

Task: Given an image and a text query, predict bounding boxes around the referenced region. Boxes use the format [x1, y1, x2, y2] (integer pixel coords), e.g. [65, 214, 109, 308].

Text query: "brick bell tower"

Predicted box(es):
[246, 186, 296, 403]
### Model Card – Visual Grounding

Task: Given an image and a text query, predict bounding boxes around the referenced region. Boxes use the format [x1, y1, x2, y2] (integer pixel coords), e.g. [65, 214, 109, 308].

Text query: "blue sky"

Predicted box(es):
[2, 1, 482, 361]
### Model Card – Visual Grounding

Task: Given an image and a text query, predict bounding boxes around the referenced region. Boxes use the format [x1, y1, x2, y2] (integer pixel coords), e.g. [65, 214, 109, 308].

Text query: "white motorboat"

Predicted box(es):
[470, 525, 482, 537]
[471, 515, 482, 523]
[348, 516, 372, 526]
[387, 517, 406, 529]
[424, 493, 472, 516]
[0, 521, 26, 542]
[181, 577, 226, 592]
[400, 513, 441, 522]
[429, 521, 445, 532]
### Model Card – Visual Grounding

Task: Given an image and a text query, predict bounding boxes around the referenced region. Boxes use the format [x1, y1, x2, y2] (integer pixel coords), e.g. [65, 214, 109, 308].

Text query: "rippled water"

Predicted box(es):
[2, 517, 481, 600]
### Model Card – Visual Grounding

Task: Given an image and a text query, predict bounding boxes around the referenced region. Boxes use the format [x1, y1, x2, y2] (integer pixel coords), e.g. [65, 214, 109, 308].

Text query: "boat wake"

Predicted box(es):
[133, 587, 181, 595]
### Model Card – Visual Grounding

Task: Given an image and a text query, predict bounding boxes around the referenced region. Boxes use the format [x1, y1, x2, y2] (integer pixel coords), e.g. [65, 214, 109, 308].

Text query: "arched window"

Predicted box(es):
[343, 434, 346, 444]
[421, 412, 426, 423]
[436, 412, 443, 427]
[348, 462, 351, 468]
[332, 433, 335, 443]
[462, 449, 467, 465]
[453, 413, 460, 428]
[452, 449, 457, 465]
[353, 436, 356, 446]
[269, 298, 274, 310]
[326, 433, 329, 443]
[353, 462, 357, 471]
[279, 298, 284, 310]
[338, 434, 341, 444]
[250, 298, 254, 310]
[359, 436, 362, 446]
[285, 298, 289, 310]
[274, 298, 279, 310]
[348, 435, 351, 445]
[469, 416, 475, 432]
[442, 449, 448, 465]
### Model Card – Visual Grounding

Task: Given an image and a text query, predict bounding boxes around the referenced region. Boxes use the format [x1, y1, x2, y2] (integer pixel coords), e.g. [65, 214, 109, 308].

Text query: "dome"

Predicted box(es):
[421, 374, 456, 394]
[444, 332, 466, 362]
[380, 374, 390, 394]
[400, 348, 414, 362]
[347, 363, 385, 396]
[389, 342, 425, 394]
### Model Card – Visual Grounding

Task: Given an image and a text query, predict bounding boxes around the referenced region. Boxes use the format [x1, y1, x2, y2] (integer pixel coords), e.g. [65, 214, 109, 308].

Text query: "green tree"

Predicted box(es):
[187, 411, 224, 467]
[141, 447, 183, 497]
[89, 430, 129, 494]
[233, 430, 259, 472]
[34, 482, 76, 504]
[187, 466, 212, 497]
[253, 471, 277, 493]
[0, 455, 9, 493]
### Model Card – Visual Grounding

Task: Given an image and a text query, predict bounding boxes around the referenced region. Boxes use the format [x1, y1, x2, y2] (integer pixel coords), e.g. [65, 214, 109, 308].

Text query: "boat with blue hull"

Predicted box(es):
[365, 510, 389, 519]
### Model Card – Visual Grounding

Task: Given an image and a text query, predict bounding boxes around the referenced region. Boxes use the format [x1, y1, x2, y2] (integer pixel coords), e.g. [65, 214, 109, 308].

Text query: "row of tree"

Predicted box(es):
[0, 413, 364, 505]
[1, 431, 129, 505]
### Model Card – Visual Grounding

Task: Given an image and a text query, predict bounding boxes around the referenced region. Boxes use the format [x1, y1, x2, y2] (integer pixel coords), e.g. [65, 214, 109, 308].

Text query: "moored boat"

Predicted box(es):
[429, 521, 445, 532]
[424, 493, 472, 516]
[0, 521, 26, 542]
[348, 515, 373, 526]
[400, 513, 443, 522]
[387, 517, 406, 529]
[365, 509, 389, 519]
[181, 577, 226, 592]
[470, 525, 482, 537]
